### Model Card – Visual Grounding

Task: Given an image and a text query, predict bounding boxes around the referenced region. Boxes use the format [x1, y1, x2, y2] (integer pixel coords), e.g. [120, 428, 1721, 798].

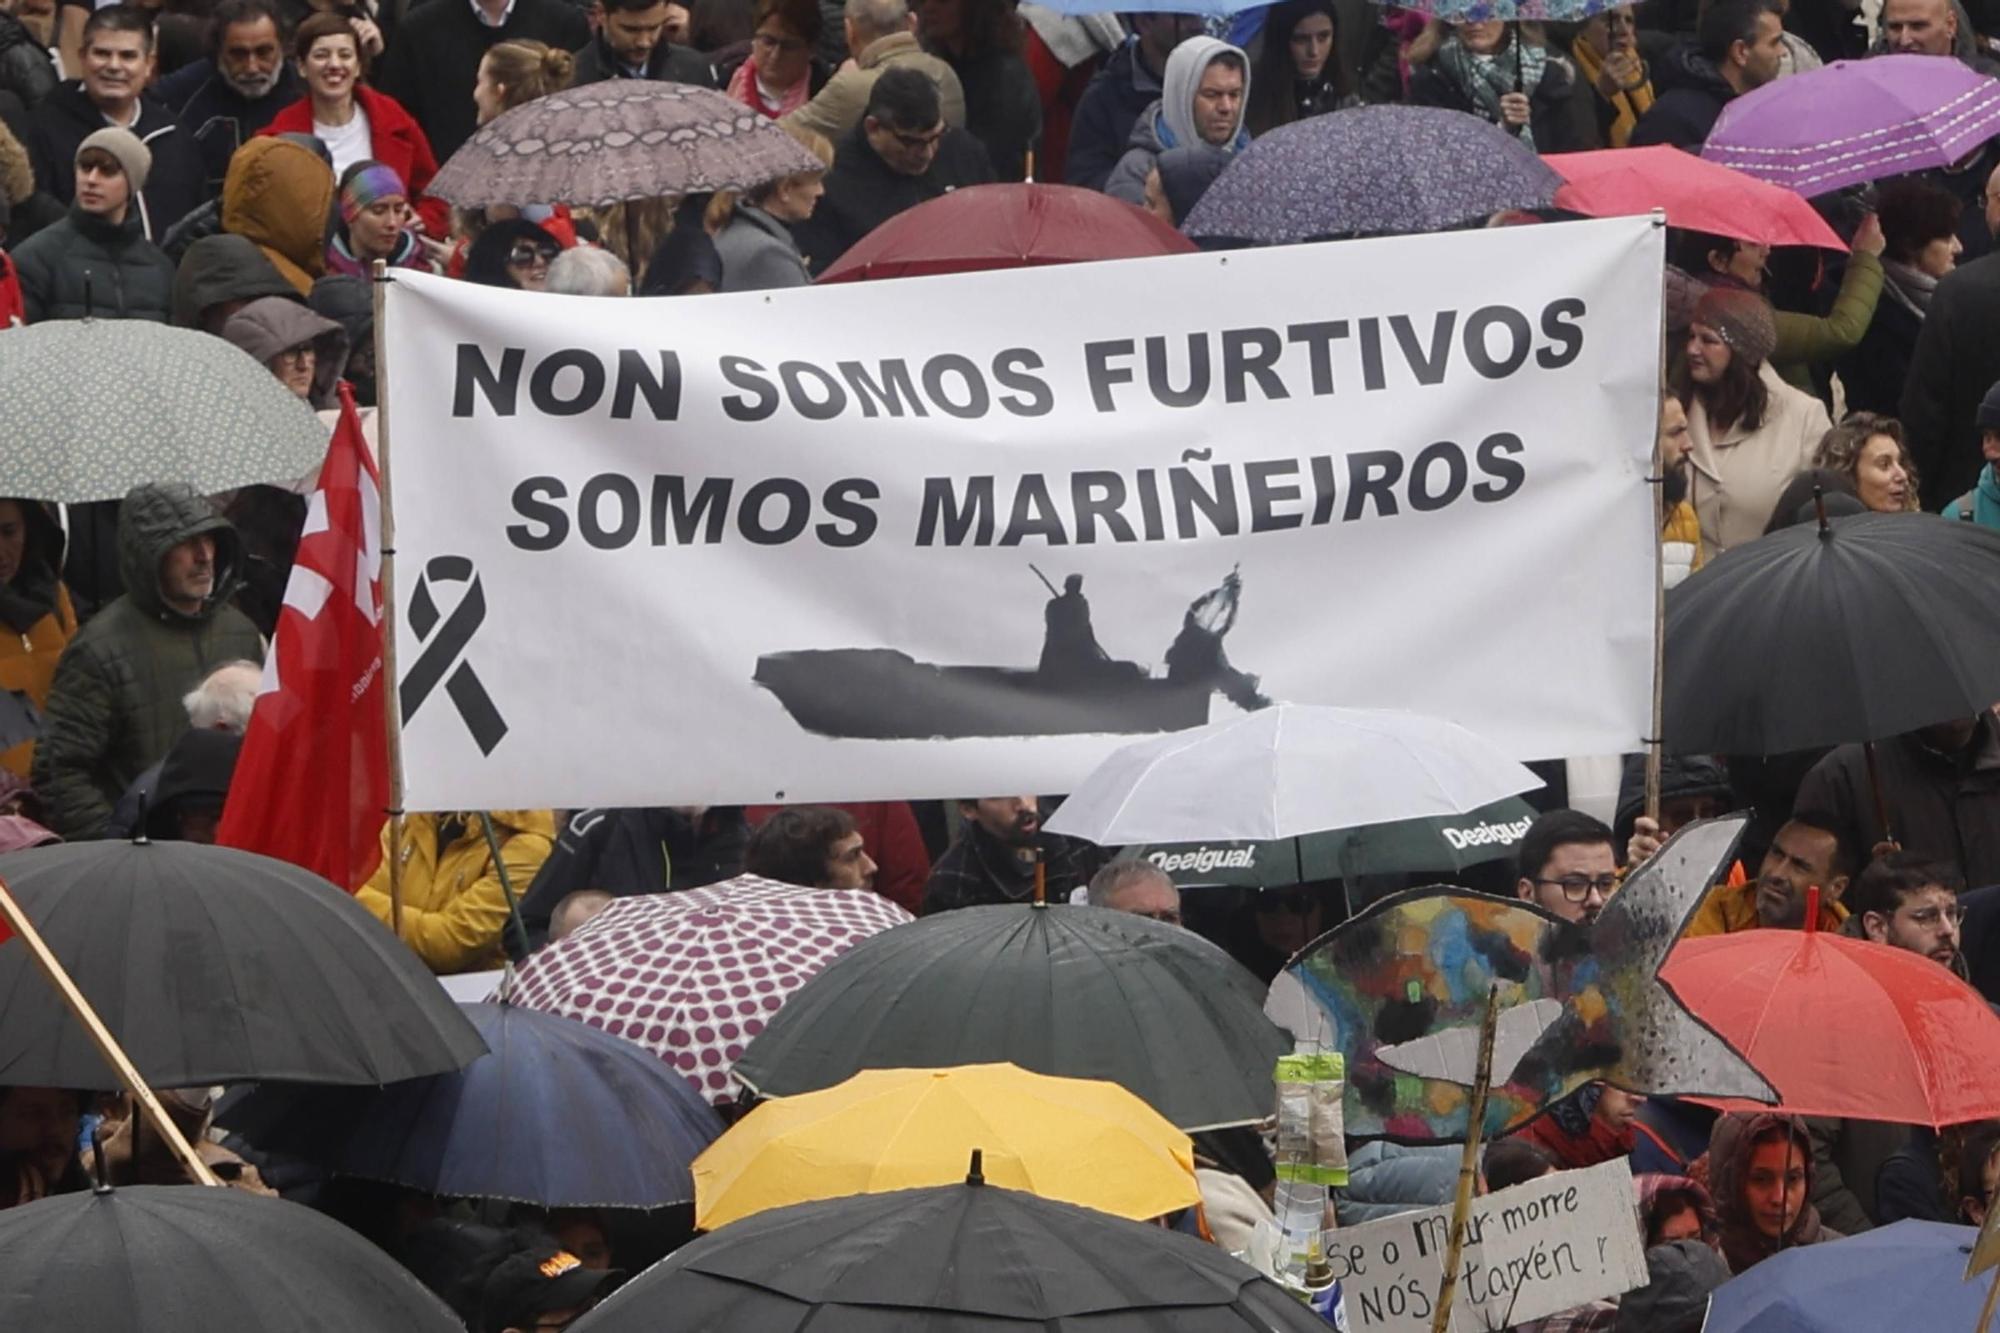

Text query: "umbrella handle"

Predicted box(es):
[0, 874, 221, 1188]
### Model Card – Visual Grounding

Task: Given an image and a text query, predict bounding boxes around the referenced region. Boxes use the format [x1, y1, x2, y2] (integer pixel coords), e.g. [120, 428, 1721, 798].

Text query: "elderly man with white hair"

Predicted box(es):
[546, 247, 632, 297]
[103, 659, 263, 838]
[1084, 857, 1182, 925]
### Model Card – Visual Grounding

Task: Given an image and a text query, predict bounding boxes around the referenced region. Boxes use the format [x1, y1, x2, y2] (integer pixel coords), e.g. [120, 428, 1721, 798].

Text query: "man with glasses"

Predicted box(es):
[791, 65, 992, 273]
[1514, 809, 1620, 926]
[1085, 858, 1181, 925]
[1807, 855, 1966, 1233]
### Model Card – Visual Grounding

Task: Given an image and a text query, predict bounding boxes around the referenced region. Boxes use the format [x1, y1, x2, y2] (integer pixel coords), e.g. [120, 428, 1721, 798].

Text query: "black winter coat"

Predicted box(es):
[1794, 713, 2000, 887]
[1902, 251, 2000, 507]
[27, 83, 207, 240]
[1407, 47, 1587, 153]
[790, 122, 994, 274]
[0, 12, 56, 111]
[30, 484, 262, 840]
[1837, 290, 1921, 419]
[154, 59, 303, 197]
[10, 203, 176, 323]
[1063, 39, 1158, 192]
[375, 0, 589, 162]
[1626, 44, 1733, 148]
[937, 43, 1040, 182]
[567, 31, 717, 89]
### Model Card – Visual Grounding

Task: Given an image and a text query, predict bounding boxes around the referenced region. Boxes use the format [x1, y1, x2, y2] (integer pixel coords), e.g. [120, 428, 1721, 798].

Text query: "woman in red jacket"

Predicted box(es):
[262, 12, 449, 238]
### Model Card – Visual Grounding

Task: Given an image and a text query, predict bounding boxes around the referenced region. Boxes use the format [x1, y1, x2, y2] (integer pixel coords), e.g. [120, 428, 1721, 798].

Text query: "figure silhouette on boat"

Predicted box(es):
[754, 566, 1271, 740]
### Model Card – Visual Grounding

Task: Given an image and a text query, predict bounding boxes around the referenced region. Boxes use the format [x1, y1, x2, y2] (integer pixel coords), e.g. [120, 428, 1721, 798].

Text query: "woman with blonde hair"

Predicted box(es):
[1813, 413, 1920, 514]
[703, 124, 832, 291]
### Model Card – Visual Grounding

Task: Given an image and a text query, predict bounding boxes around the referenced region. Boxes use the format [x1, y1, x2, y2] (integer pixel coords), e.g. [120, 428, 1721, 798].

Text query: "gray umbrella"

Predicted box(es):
[1181, 104, 1562, 243]
[0, 319, 328, 503]
[430, 80, 827, 209]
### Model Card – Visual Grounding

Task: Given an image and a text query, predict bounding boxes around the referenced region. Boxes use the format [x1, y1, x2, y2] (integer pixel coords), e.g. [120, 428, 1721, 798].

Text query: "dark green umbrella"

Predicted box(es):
[0, 839, 487, 1089]
[731, 905, 1289, 1130]
[1125, 795, 1540, 888]
[0, 1184, 463, 1332]
[572, 1166, 1330, 1332]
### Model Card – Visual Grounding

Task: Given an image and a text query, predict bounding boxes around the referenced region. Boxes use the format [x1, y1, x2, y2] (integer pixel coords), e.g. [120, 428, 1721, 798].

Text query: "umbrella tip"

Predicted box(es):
[90, 1126, 112, 1195]
[1805, 884, 1821, 935]
[1812, 485, 1832, 537]
[967, 1148, 985, 1187]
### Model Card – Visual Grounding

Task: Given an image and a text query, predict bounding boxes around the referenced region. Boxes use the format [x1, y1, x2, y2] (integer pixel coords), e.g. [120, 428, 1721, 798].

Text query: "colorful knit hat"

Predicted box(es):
[338, 161, 407, 225]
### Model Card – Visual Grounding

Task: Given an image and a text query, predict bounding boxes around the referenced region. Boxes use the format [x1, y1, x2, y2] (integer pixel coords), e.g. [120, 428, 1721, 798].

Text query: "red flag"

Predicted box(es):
[218, 383, 388, 890]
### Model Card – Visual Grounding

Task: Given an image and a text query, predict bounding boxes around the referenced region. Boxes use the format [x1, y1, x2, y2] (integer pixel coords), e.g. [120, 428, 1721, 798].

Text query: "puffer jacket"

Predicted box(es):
[356, 811, 559, 974]
[0, 499, 76, 778]
[219, 136, 334, 296]
[10, 203, 176, 323]
[29, 484, 263, 839]
[1335, 1140, 1458, 1226]
[0, 12, 56, 116]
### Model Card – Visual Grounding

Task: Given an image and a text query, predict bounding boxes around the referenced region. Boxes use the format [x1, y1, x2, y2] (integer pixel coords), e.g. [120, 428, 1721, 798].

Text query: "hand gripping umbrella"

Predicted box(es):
[730, 904, 1290, 1131]
[0, 1184, 463, 1333]
[0, 839, 487, 1089]
[574, 1167, 1333, 1332]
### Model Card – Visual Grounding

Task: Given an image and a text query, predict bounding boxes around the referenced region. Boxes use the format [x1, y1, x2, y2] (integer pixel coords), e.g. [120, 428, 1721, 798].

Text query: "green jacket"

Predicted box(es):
[31, 484, 263, 838]
[1772, 251, 1883, 392]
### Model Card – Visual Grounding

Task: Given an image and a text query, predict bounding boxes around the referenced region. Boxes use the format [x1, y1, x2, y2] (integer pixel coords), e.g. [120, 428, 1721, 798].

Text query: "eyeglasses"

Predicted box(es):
[1901, 904, 1966, 928]
[275, 345, 317, 364]
[507, 242, 559, 266]
[1535, 875, 1620, 902]
[751, 30, 807, 52]
[885, 124, 946, 152]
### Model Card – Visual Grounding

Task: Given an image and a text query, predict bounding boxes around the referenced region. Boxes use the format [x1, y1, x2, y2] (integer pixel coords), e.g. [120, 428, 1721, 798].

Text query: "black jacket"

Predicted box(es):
[1063, 38, 1159, 191]
[27, 82, 207, 240]
[791, 121, 994, 274]
[1837, 288, 1922, 419]
[1626, 44, 1734, 148]
[567, 30, 716, 89]
[11, 202, 175, 322]
[1406, 49, 1587, 153]
[1793, 713, 2000, 887]
[0, 12, 56, 112]
[517, 806, 748, 946]
[1902, 251, 2000, 507]
[919, 819, 1106, 915]
[169, 232, 296, 328]
[938, 43, 1040, 182]
[155, 59, 303, 197]
[376, 0, 590, 161]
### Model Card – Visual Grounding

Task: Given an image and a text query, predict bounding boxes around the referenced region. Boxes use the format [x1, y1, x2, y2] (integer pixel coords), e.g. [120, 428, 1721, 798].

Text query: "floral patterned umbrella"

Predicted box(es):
[0, 319, 329, 503]
[429, 80, 827, 209]
[1180, 104, 1562, 243]
[505, 876, 912, 1106]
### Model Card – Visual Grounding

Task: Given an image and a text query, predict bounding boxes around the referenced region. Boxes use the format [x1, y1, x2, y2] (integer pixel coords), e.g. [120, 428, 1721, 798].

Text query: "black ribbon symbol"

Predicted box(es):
[401, 555, 508, 756]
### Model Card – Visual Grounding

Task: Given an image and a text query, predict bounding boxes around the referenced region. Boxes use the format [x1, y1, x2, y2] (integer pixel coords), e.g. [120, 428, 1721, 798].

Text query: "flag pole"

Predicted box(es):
[0, 876, 220, 1187]
[372, 259, 405, 937]
[1644, 210, 1670, 828]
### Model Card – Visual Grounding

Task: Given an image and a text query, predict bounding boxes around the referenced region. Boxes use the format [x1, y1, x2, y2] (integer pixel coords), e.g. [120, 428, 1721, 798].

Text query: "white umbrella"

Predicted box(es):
[1042, 703, 1543, 846]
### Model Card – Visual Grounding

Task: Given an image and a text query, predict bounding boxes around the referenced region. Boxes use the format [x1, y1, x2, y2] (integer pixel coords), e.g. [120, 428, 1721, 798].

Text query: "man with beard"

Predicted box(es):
[1514, 809, 1619, 927]
[921, 795, 1107, 914]
[1807, 854, 1965, 1232]
[1685, 810, 1853, 935]
[156, 0, 301, 197]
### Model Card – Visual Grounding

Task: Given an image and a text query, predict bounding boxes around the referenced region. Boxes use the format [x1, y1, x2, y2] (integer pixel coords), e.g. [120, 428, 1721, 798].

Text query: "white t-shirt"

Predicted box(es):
[313, 105, 373, 179]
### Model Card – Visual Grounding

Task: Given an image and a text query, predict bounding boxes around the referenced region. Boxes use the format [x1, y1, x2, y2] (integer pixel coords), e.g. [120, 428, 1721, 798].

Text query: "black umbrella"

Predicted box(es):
[0, 1183, 463, 1332]
[730, 905, 1289, 1130]
[1663, 512, 2000, 754]
[572, 1163, 1329, 1332]
[0, 840, 487, 1089]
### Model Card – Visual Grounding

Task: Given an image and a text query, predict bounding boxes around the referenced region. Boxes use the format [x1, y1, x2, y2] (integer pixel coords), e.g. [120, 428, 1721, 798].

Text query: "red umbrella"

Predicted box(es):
[816, 182, 1196, 283]
[1659, 892, 2000, 1126]
[1547, 146, 1848, 251]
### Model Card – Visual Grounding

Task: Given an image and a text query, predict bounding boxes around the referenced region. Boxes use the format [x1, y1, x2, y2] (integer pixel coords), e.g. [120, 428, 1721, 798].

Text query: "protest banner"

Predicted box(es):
[380, 217, 1663, 810]
[1324, 1158, 1649, 1332]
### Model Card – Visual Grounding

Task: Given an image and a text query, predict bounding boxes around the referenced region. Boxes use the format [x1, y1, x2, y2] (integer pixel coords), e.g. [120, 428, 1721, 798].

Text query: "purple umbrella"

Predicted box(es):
[1180, 105, 1562, 243]
[1701, 55, 2000, 196]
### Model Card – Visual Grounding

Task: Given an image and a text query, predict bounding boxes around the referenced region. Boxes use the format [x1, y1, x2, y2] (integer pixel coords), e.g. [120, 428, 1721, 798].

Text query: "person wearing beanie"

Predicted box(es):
[1672, 284, 1832, 558]
[1942, 378, 2000, 528]
[1105, 36, 1250, 206]
[9, 126, 176, 322]
[326, 158, 434, 278]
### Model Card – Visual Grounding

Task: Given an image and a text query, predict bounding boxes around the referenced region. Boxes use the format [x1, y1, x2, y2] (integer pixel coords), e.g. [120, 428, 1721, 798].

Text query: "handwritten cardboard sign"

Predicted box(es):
[1327, 1159, 1649, 1332]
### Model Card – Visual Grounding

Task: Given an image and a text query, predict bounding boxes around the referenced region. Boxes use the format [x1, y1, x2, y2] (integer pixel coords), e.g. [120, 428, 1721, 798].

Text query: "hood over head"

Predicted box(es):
[143, 728, 242, 840]
[1707, 1112, 1825, 1270]
[219, 295, 350, 407]
[309, 273, 373, 346]
[171, 233, 299, 328]
[221, 137, 336, 296]
[1159, 36, 1249, 152]
[0, 497, 66, 634]
[115, 482, 245, 622]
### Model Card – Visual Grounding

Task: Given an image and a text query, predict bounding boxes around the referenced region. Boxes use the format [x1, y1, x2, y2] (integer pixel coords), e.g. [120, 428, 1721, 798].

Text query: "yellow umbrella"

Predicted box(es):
[692, 1063, 1201, 1230]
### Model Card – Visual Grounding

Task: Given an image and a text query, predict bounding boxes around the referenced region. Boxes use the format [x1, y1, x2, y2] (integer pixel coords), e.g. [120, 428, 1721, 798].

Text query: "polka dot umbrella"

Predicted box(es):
[505, 875, 913, 1106]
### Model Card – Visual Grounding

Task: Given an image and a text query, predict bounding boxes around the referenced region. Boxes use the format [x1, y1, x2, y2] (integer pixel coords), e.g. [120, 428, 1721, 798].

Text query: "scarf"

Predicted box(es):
[1880, 257, 1939, 321]
[727, 58, 810, 119]
[1706, 1113, 1833, 1275]
[1434, 35, 1547, 151]
[1518, 1083, 1639, 1170]
[1569, 35, 1653, 148]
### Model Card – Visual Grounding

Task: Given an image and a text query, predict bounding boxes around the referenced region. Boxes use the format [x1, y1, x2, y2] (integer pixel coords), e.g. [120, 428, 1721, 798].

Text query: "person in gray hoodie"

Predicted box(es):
[1104, 35, 1249, 206]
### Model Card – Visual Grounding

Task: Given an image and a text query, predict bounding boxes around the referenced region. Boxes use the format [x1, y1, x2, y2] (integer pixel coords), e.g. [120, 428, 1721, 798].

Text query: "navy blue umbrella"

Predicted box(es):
[222, 1002, 725, 1207]
[1181, 105, 1562, 242]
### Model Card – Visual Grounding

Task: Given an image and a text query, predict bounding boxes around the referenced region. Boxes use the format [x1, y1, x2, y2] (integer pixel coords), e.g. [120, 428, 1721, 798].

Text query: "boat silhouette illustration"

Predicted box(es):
[754, 568, 1270, 741]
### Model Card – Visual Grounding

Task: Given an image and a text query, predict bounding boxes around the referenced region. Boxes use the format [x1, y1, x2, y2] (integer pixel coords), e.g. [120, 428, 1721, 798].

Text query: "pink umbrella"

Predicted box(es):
[506, 876, 912, 1105]
[1702, 55, 2000, 196]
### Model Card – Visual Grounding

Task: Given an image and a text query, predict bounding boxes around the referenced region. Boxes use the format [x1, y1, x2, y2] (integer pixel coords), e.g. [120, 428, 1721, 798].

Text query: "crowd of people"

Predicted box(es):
[5, 0, 2000, 1325]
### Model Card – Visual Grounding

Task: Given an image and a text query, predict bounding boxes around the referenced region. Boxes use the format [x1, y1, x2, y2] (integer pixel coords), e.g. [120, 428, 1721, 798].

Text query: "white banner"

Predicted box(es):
[1328, 1159, 1650, 1332]
[382, 218, 1662, 811]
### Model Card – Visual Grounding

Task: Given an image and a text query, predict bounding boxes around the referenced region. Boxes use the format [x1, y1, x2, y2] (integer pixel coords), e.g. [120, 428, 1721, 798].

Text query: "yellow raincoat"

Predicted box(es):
[358, 809, 556, 974]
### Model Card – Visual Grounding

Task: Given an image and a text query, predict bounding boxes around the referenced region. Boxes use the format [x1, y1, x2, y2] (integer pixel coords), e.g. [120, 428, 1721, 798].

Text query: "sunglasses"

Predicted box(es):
[507, 242, 559, 267]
